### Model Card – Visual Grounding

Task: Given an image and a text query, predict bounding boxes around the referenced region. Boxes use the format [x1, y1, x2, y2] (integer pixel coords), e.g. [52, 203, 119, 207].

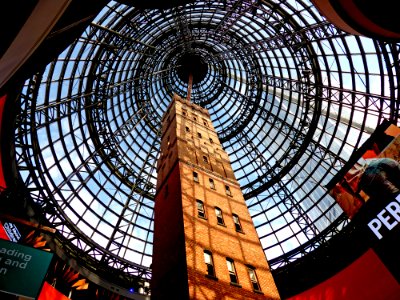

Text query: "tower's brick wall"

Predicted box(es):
[181, 163, 280, 299]
[152, 95, 280, 299]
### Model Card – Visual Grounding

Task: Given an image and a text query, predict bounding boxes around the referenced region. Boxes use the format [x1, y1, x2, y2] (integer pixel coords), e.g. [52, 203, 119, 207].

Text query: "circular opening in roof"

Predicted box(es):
[176, 52, 208, 84]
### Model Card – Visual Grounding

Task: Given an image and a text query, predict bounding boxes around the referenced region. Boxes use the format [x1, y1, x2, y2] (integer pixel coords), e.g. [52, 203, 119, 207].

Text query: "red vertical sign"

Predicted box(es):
[0, 222, 10, 240]
[0, 94, 7, 190]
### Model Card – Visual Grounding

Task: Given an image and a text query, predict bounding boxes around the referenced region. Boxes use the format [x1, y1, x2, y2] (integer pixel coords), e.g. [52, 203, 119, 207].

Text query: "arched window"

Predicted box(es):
[204, 250, 216, 277]
[232, 214, 243, 232]
[209, 178, 215, 190]
[226, 258, 238, 284]
[197, 200, 206, 218]
[225, 185, 232, 196]
[215, 207, 224, 225]
[193, 171, 199, 183]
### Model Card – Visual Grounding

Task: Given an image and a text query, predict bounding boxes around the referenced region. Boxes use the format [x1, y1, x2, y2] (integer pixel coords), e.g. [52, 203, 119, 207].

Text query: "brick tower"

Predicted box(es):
[151, 94, 280, 299]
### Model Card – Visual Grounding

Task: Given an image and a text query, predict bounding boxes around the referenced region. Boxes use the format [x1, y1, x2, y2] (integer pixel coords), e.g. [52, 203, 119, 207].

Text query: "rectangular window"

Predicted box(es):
[226, 258, 238, 284]
[186, 126, 190, 132]
[247, 266, 261, 291]
[197, 132, 202, 138]
[197, 200, 206, 218]
[203, 155, 208, 164]
[204, 250, 216, 277]
[209, 178, 215, 190]
[209, 138, 213, 144]
[215, 207, 224, 225]
[193, 171, 199, 183]
[233, 214, 243, 232]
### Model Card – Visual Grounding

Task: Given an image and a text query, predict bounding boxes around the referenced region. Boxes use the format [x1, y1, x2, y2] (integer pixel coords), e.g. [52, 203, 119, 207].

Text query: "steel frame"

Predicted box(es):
[8, 0, 400, 286]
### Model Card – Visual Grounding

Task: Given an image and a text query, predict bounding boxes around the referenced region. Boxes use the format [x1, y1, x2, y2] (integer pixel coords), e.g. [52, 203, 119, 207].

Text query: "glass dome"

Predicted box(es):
[13, 0, 400, 283]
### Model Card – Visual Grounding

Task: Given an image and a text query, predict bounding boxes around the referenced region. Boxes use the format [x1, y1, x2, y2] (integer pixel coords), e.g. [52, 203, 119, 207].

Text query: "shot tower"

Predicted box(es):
[152, 93, 280, 299]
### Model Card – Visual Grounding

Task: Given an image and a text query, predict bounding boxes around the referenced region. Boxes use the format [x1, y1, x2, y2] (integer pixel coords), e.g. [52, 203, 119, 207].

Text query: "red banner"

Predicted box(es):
[0, 222, 10, 240]
[38, 282, 70, 300]
[288, 249, 400, 300]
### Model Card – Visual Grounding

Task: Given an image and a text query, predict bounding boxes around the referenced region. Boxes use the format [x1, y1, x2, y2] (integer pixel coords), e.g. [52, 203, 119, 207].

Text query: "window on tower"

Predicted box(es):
[203, 250, 216, 278]
[209, 138, 213, 144]
[197, 200, 206, 218]
[209, 178, 215, 190]
[197, 132, 202, 138]
[247, 266, 261, 292]
[193, 171, 199, 183]
[226, 258, 239, 285]
[215, 207, 225, 225]
[203, 155, 208, 164]
[232, 214, 243, 232]
[225, 185, 232, 196]
[186, 126, 190, 132]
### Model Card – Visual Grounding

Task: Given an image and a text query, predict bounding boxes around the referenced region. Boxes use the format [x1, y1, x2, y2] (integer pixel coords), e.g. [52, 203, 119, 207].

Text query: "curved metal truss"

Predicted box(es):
[12, 0, 400, 284]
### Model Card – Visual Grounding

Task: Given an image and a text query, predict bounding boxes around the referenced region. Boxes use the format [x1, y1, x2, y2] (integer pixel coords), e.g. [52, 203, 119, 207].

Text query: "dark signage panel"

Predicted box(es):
[328, 121, 400, 283]
[356, 194, 400, 283]
[0, 239, 53, 299]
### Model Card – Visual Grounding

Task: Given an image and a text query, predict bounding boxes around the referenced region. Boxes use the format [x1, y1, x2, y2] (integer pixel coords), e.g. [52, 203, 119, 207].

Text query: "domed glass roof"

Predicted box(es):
[13, 0, 399, 282]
